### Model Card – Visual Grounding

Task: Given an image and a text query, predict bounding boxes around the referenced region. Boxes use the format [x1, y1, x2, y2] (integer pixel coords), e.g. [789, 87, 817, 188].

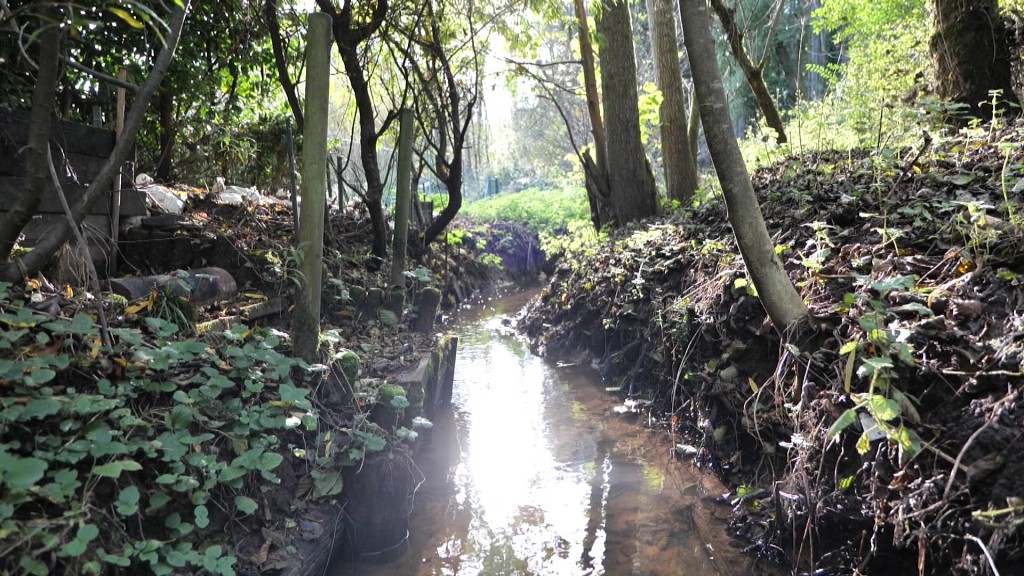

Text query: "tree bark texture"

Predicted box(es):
[597, 0, 658, 226]
[0, 11, 61, 263]
[679, 0, 807, 328]
[0, 4, 191, 283]
[930, 0, 1019, 120]
[650, 0, 697, 204]
[707, 0, 787, 144]
[573, 0, 613, 229]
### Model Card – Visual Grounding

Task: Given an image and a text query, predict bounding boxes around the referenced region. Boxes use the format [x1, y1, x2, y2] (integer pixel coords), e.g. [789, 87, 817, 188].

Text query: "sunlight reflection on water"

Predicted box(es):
[335, 293, 773, 576]
[453, 316, 597, 574]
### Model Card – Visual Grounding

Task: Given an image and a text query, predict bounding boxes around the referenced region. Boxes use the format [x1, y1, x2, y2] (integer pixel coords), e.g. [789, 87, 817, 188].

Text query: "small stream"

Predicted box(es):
[333, 291, 773, 576]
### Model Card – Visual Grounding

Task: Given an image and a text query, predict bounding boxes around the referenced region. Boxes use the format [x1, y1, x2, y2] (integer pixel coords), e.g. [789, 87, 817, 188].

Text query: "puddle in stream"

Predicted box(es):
[333, 292, 775, 576]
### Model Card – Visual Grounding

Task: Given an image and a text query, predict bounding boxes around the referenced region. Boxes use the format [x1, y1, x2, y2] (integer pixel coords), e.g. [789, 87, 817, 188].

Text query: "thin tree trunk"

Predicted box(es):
[320, 0, 391, 262]
[573, 0, 612, 229]
[265, 0, 304, 131]
[0, 4, 192, 282]
[708, 0, 788, 144]
[156, 86, 175, 181]
[419, 9, 473, 250]
[650, 0, 697, 204]
[679, 0, 807, 328]
[687, 82, 701, 167]
[0, 12, 61, 263]
[597, 0, 658, 225]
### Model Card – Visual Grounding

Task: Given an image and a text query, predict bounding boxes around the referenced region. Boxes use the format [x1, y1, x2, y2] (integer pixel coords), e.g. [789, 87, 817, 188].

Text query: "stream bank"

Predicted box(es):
[520, 123, 1024, 574]
[0, 178, 543, 575]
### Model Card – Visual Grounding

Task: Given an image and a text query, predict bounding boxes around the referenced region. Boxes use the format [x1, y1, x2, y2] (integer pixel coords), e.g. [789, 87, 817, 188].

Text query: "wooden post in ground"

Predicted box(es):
[291, 12, 331, 363]
[390, 108, 414, 289]
[386, 108, 415, 320]
[109, 66, 127, 274]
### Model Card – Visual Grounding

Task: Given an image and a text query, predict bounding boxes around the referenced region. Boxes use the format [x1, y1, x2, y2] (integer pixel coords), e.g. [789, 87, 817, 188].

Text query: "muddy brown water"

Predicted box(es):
[331, 291, 777, 576]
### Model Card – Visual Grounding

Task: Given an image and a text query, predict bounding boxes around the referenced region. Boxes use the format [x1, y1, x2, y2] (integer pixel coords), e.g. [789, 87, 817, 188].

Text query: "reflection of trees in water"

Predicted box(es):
[580, 440, 644, 576]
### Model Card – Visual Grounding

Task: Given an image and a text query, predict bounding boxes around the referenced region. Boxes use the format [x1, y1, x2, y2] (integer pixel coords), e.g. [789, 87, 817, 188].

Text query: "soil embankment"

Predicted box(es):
[520, 124, 1024, 574]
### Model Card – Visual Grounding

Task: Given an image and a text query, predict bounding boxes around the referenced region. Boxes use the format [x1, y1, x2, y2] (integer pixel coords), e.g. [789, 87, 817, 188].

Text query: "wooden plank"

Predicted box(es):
[19, 214, 111, 244]
[0, 107, 115, 157]
[0, 177, 146, 216]
[0, 149, 111, 182]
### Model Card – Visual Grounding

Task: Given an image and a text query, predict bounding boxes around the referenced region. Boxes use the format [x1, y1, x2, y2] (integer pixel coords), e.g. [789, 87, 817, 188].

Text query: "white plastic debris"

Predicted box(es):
[135, 173, 184, 214]
[212, 177, 261, 205]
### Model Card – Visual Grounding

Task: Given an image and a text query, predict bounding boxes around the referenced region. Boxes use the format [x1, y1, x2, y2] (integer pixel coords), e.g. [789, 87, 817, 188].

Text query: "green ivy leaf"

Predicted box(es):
[827, 410, 857, 440]
[169, 405, 195, 430]
[378, 309, 398, 327]
[311, 468, 344, 497]
[62, 537, 88, 557]
[70, 313, 96, 333]
[194, 504, 210, 528]
[116, 485, 140, 516]
[856, 356, 893, 378]
[279, 382, 308, 404]
[868, 395, 901, 421]
[21, 398, 60, 421]
[92, 459, 142, 478]
[147, 490, 172, 513]
[19, 557, 48, 575]
[363, 434, 386, 453]
[77, 523, 99, 542]
[2, 456, 48, 489]
[257, 452, 283, 471]
[234, 495, 258, 515]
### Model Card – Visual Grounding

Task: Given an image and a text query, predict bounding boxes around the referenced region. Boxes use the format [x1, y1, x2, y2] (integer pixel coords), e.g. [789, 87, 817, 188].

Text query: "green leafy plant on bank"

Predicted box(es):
[461, 185, 594, 258]
[0, 282, 372, 575]
[827, 275, 924, 464]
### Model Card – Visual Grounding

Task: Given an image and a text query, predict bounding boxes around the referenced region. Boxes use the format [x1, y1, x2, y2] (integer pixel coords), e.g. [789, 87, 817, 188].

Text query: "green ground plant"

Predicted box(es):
[0, 282, 385, 575]
[828, 275, 924, 464]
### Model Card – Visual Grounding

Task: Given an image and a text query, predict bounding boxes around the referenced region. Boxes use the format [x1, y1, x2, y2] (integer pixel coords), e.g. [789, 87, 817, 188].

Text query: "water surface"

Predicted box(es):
[335, 291, 770, 576]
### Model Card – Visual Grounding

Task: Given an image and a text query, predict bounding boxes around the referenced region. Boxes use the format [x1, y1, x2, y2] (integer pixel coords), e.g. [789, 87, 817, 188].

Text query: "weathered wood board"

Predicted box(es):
[0, 107, 146, 217]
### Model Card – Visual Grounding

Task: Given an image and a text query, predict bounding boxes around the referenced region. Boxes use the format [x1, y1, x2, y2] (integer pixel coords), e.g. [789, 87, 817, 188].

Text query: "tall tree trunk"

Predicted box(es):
[573, 0, 613, 229]
[679, 0, 807, 329]
[0, 11, 61, 263]
[805, 0, 828, 100]
[707, 0, 788, 144]
[930, 0, 1019, 120]
[650, 0, 697, 205]
[597, 0, 659, 225]
[156, 86, 175, 181]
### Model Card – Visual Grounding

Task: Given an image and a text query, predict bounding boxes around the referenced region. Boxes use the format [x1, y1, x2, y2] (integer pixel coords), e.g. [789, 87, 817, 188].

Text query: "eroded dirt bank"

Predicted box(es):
[520, 124, 1024, 574]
